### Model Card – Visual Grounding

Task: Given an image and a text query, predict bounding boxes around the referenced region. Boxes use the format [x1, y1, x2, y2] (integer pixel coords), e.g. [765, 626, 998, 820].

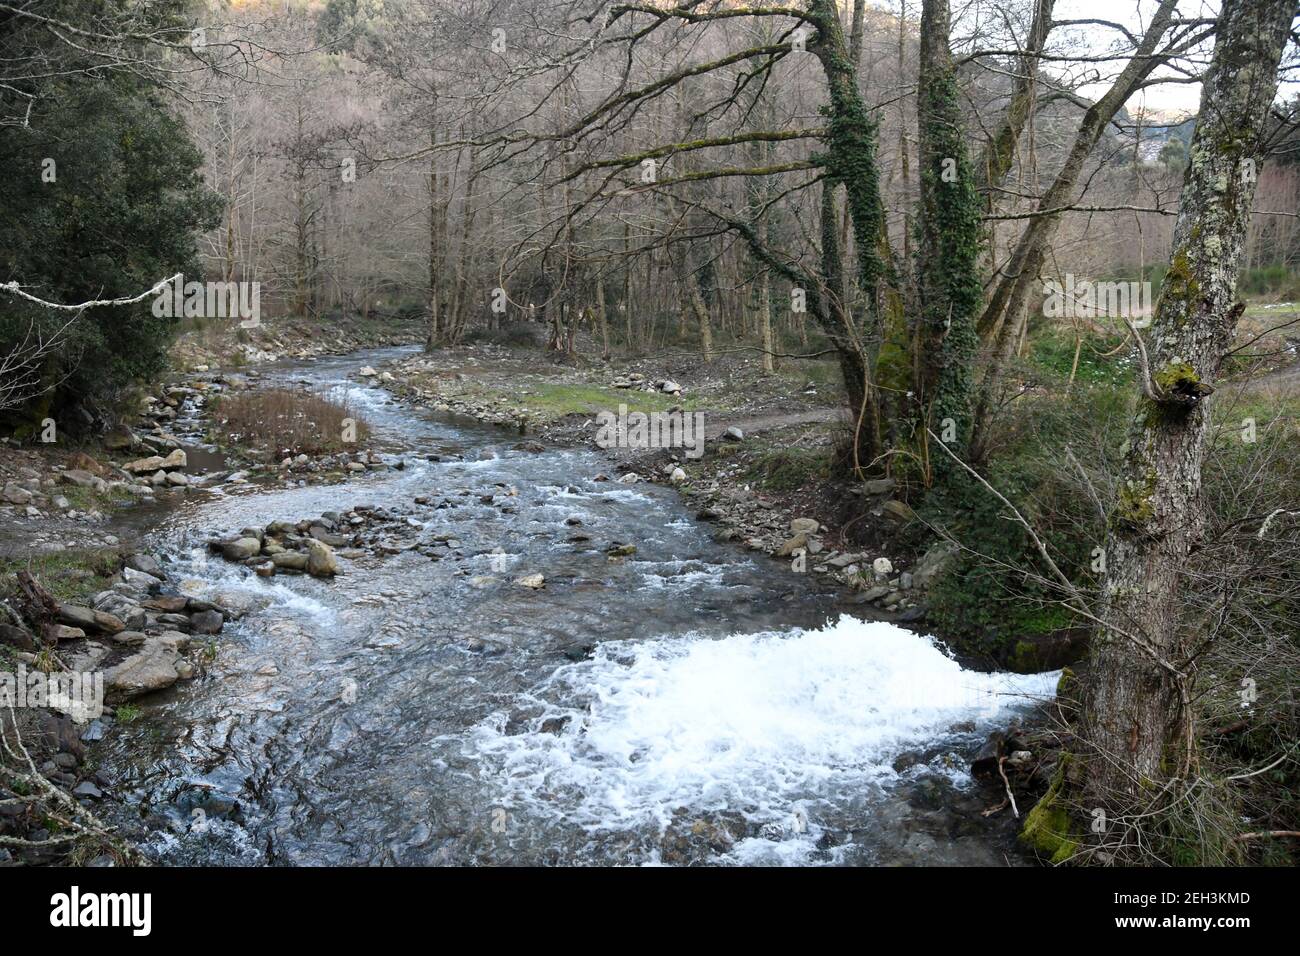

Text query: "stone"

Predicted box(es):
[669, 467, 686, 484]
[723, 426, 744, 442]
[104, 638, 183, 701]
[271, 551, 309, 571]
[659, 380, 682, 394]
[515, 573, 545, 589]
[111, 631, 147, 648]
[220, 537, 262, 561]
[872, 557, 893, 576]
[122, 455, 164, 474]
[913, 540, 959, 590]
[55, 604, 124, 635]
[60, 469, 98, 488]
[159, 448, 187, 470]
[861, 477, 896, 495]
[0, 624, 37, 651]
[776, 533, 808, 557]
[306, 539, 339, 578]
[72, 781, 104, 800]
[879, 500, 915, 525]
[789, 518, 820, 535]
[2, 483, 33, 505]
[190, 610, 224, 635]
[126, 554, 163, 577]
[50, 624, 86, 641]
[122, 566, 163, 591]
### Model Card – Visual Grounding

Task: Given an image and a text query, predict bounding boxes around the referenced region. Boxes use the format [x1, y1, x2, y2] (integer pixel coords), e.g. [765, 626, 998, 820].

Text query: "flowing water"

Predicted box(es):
[99, 347, 1056, 866]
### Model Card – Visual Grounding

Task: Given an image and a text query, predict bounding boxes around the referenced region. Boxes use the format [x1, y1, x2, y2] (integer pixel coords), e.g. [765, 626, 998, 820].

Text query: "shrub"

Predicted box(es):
[213, 389, 371, 458]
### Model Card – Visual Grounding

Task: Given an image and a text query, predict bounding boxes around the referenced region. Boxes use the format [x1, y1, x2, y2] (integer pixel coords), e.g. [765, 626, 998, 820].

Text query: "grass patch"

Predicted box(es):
[212, 389, 371, 458]
[743, 445, 832, 492]
[515, 383, 701, 419]
[0, 547, 124, 606]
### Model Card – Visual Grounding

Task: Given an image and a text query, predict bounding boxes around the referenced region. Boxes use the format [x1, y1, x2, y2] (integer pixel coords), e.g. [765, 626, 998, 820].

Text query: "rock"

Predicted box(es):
[669, 467, 686, 484]
[72, 781, 104, 800]
[723, 426, 744, 442]
[789, 517, 820, 535]
[872, 557, 893, 576]
[271, 551, 310, 572]
[2, 483, 33, 505]
[111, 631, 147, 648]
[104, 638, 183, 701]
[861, 477, 896, 495]
[55, 604, 124, 635]
[50, 624, 86, 641]
[776, 533, 808, 557]
[879, 500, 915, 525]
[122, 566, 163, 591]
[189, 610, 224, 635]
[104, 427, 136, 450]
[913, 540, 959, 590]
[616, 472, 639, 484]
[160, 448, 187, 470]
[125, 554, 163, 577]
[60, 469, 98, 488]
[166, 471, 189, 487]
[359, 366, 377, 377]
[122, 455, 164, 474]
[826, 552, 864, 569]
[306, 539, 339, 578]
[51, 495, 71, 509]
[0, 623, 37, 652]
[899, 571, 914, 589]
[606, 543, 637, 557]
[220, 537, 262, 561]
[858, 585, 891, 602]
[659, 379, 682, 394]
[515, 573, 545, 589]
[254, 561, 276, 577]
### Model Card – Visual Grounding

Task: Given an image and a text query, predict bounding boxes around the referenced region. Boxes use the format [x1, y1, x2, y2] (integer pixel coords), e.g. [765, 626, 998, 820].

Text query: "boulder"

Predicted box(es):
[60, 470, 99, 488]
[2, 483, 33, 505]
[125, 554, 163, 577]
[306, 539, 339, 578]
[104, 637, 184, 702]
[271, 551, 309, 572]
[122, 455, 164, 474]
[55, 604, 124, 635]
[913, 541, 959, 590]
[189, 610, 224, 635]
[220, 538, 262, 561]
[723, 426, 744, 442]
[789, 518, 820, 535]
[159, 448, 187, 470]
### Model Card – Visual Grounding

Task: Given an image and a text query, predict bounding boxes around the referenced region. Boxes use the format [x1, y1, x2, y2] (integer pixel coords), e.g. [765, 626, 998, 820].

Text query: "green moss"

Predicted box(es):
[1113, 471, 1157, 527]
[1021, 758, 1079, 864]
[1153, 361, 1200, 393]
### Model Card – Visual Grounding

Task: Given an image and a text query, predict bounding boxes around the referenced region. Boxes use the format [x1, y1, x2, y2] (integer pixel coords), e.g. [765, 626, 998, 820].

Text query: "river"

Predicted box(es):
[97, 347, 1056, 866]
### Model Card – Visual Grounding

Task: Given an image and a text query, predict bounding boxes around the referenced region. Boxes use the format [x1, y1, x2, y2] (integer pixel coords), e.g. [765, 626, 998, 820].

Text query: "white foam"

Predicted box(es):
[471, 615, 1057, 851]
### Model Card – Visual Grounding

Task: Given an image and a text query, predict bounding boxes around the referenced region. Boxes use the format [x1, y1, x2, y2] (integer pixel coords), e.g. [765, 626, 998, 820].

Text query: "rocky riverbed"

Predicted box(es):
[2, 346, 1060, 867]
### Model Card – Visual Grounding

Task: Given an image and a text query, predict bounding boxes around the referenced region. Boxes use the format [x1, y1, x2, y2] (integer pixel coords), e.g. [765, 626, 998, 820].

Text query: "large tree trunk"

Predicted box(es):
[1082, 0, 1295, 808]
[914, 0, 983, 458]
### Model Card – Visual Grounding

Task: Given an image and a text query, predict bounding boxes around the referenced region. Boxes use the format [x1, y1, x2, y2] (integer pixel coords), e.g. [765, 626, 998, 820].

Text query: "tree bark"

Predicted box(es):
[1082, 0, 1295, 807]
